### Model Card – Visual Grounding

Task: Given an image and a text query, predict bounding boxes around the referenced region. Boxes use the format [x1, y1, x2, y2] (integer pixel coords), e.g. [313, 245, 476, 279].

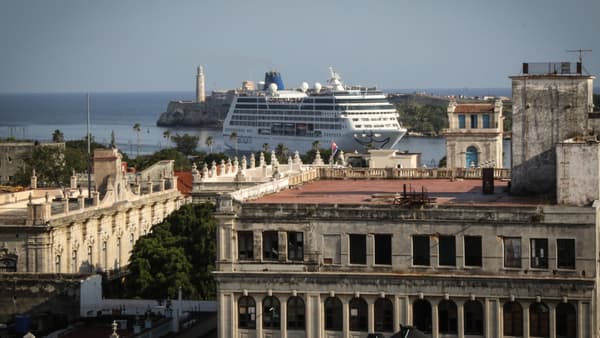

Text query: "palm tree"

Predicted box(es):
[133, 123, 141, 157]
[205, 136, 215, 153]
[312, 140, 321, 152]
[52, 129, 65, 143]
[275, 143, 288, 163]
[163, 130, 171, 148]
[229, 132, 239, 155]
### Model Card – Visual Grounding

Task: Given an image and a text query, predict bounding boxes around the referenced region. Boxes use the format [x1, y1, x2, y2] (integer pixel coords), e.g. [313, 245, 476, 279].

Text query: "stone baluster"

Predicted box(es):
[241, 155, 247, 171]
[233, 157, 239, 173]
[259, 152, 265, 167]
[250, 153, 256, 168]
[210, 161, 217, 177]
[31, 169, 37, 190]
[219, 160, 226, 176]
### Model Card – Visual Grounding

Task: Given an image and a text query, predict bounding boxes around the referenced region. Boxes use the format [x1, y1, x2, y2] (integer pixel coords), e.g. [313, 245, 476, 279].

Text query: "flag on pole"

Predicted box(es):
[331, 141, 339, 157]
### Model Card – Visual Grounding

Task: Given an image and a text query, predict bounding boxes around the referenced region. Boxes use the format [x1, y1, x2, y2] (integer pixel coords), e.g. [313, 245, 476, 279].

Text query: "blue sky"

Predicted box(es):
[1, 0, 599, 93]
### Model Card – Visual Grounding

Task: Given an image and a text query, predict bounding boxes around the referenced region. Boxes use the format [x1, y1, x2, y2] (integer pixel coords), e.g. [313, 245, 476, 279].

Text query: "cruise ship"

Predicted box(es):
[222, 68, 407, 154]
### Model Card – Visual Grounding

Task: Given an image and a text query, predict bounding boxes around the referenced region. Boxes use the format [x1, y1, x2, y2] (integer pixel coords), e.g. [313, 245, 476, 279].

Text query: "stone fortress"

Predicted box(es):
[188, 61, 600, 338]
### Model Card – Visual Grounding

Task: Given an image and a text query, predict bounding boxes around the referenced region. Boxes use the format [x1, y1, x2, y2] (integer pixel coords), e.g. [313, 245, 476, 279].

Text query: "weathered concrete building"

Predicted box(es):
[443, 99, 503, 169]
[0, 148, 185, 273]
[510, 62, 596, 196]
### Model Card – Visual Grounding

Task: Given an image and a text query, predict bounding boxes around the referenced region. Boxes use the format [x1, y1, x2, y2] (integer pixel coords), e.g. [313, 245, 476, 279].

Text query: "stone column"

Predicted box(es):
[457, 300, 464, 338]
[432, 299, 439, 338]
[523, 301, 530, 338]
[306, 293, 321, 338]
[368, 296, 375, 333]
[280, 295, 287, 338]
[342, 295, 350, 338]
[256, 296, 263, 338]
[549, 302, 556, 338]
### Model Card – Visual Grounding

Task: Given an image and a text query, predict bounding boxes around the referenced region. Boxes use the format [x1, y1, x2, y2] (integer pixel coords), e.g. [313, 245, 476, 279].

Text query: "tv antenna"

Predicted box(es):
[566, 49, 592, 63]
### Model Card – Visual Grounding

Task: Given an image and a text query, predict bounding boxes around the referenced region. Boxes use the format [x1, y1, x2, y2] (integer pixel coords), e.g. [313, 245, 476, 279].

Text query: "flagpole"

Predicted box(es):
[87, 93, 92, 199]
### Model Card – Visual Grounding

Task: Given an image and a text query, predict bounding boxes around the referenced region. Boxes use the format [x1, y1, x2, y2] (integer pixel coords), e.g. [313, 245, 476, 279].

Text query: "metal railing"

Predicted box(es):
[522, 62, 582, 75]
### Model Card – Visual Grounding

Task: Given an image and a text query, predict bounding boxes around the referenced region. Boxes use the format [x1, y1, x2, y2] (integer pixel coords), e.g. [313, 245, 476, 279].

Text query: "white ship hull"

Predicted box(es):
[224, 129, 406, 154]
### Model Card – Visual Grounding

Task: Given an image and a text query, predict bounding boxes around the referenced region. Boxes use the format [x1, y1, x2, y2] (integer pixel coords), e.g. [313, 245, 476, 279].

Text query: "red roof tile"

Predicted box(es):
[175, 171, 192, 196]
[453, 103, 494, 113]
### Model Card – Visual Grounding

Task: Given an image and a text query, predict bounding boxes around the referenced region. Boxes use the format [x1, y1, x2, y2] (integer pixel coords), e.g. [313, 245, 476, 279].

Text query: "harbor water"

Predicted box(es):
[0, 91, 511, 167]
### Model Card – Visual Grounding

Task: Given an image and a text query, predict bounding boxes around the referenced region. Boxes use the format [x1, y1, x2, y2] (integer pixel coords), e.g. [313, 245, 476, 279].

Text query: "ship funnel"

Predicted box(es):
[263, 71, 285, 90]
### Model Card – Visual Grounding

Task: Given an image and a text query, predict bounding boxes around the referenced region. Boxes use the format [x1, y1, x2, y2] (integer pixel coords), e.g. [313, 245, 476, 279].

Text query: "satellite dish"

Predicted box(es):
[314, 82, 322, 93]
[301, 82, 309, 92]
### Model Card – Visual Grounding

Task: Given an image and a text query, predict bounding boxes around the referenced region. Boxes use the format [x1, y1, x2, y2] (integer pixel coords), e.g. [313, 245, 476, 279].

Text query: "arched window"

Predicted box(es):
[556, 302, 576, 338]
[412, 299, 432, 333]
[349, 297, 368, 332]
[438, 300, 457, 334]
[503, 301, 523, 336]
[464, 300, 484, 335]
[466, 146, 478, 168]
[374, 297, 393, 332]
[238, 296, 256, 329]
[262, 296, 280, 329]
[530, 302, 549, 337]
[287, 296, 305, 330]
[324, 297, 342, 331]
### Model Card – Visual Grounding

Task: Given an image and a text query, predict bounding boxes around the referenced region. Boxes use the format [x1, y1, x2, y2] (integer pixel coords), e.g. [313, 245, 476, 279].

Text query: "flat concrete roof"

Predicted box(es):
[248, 179, 549, 206]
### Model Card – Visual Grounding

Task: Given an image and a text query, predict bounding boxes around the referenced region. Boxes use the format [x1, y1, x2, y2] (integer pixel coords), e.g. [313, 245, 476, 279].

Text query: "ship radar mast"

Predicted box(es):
[328, 66, 345, 91]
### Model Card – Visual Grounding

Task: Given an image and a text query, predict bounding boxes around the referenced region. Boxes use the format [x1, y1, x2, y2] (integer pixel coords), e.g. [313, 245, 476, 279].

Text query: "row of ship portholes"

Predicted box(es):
[237, 295, 577, 337]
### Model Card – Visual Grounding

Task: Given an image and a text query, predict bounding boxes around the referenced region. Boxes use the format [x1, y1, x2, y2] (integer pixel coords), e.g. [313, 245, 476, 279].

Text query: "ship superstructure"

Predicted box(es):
[222, 68, 406, 153]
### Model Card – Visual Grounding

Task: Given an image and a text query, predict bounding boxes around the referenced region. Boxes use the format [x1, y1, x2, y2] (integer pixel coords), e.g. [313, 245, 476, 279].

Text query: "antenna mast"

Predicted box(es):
[87, 93, 92, 199]
[566, 49, 592, 63]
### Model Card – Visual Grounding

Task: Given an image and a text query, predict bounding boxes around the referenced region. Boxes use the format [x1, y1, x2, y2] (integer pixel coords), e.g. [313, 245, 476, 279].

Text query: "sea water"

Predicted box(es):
[0, 91, 511, 167]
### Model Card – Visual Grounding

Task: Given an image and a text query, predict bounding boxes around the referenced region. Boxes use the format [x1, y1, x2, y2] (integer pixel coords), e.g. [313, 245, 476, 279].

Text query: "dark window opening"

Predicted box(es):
[530, 302, 549, 337]
[438, 235, 456, 266]
[412, 299, 432, 333]
[238, 231, 253, 260]
[503, 301, 522, 336]
[287, 296, 305, 330]
[263, 231, 278, 261]
[438, 300, 457, 334]
[287, 232, 304, 261]
[557, 239, 575, 269]
[464, 236, 482, 267]
[464, 300, 484, 335]
[413, 235, 430, 266]
[374, 234, 392, 265]
[531, 238, 548, 269]
[238, 296, 256, 329]
[458, 115, 466, 129]
[374, 298, 393, 332]
[349, 234, 367, 265]
[470, 114, 478, 128]
[556, 302, 576, 338]
[349, 297, 368, 332]
[324, 297, 342, 331]
[262, 296, 281, 329]
[504, 237, 521, 268]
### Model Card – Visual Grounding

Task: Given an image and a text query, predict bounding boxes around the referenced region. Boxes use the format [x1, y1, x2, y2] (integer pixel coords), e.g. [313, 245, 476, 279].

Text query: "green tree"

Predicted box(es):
[171, 133, 199, 156]
[275, 143, 288, 163]
[205, 136, 214, 153]
[52, 129, 65, 143]
[163, 130, 172, 148]
[133, 123, 141, 157]
[13, 145, 68, 187]
[125, 203, 217, 300]
[262, 143, 270, 153]
[128, 148, 192, 171]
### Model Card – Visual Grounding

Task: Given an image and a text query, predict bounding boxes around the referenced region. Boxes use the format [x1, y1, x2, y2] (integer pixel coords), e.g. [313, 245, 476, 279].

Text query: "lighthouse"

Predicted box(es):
[196, 65, 206, 103]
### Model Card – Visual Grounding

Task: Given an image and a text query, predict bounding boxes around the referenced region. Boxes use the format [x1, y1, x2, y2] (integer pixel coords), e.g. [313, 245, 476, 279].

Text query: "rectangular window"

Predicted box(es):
[374, 234, 392, 265]
[439, 235, 456, 266]
[464, 236, 482, 267]
[482, 114, 491, 128]
[530, 238, 548, 269]
[458, 115, 466, 129]
[504, 237, 521, 268]
[262, 231, 278, 261]
[287, 232, 304, 261]
[238, 231, 254, 260]
[413, 235, 430, 266]
[349, 234, 367, 265]
[557, 239, 575, 269]
[323, 234, 341, 264]
[470, 114, 478, 128]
